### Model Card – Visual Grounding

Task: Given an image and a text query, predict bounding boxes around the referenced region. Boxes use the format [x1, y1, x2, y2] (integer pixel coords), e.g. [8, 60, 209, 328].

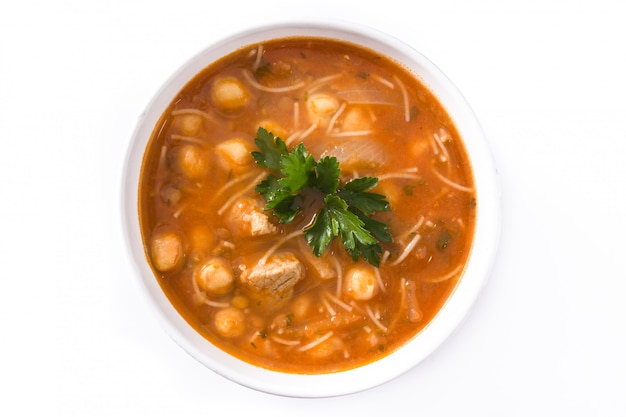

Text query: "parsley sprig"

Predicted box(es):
[251, 127, 392, 266]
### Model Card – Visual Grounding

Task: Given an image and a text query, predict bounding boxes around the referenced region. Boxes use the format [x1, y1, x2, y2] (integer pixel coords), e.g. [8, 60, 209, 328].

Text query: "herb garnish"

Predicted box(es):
[251, 127, 392, 266]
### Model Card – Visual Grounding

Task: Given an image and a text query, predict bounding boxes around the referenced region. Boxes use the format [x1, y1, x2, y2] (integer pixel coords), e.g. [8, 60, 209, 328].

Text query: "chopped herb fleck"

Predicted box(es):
[437, 230, 452, 251]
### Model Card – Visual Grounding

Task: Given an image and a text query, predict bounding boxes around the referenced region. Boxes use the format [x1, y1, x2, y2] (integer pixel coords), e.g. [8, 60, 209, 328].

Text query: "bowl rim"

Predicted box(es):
[121, 18, 501, 398]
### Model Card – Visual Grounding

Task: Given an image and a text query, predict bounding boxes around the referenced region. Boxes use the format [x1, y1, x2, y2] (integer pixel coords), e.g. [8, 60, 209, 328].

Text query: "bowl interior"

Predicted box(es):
[122, 19, 500, 398]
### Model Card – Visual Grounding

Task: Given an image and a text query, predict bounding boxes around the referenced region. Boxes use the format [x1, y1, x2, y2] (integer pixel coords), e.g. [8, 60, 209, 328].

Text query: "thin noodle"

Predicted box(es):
[270, 335, 300, 346]
[431, 135, 440, 156]
[341, 99, 396, 106]
[397, 216, 425, 242]
[299, 122, 318, 140]
[380, 250, 391, 266]
[298, 331, 334, 352]
[390, 233, 421, 266]
[284, 129, 304, 146]
[424, 263, 464, 283]
[376, 167, 419, 182]
[438, 127, 452, 142]
[213, 170, 259, 201]
[374, 268, 386, 293]
[252, 44, 264, 72]
[393, 75, 410, 122]
[321, 296, 336, 316]
[377, 172, 421, 181]
[326, 102, 347, 135]
[330, 130, 372, 138]
[305, 74, 342, 94]
[191, 274, 229, 308]
[331, 256, 343, 298]
[432, 169, 474, 193]
[349, 301, 365, 315]
[171, 108, 214, 121]
[325, 291, 353, 312]
[433, 132, 450, 162]
[204, 299, 230, 308]
[293, 100, 300, 129]
[170, 134, 206, 146]
[258, 230, 305, 265]
[242, 69, 305, 93]
[368, 107, 377, 122]
[386, 278, 409, 330]
[216, 172, 266, 215]
[190, 271, 207, 304]
[405, 279, 422, 322]
[248, 331, 260, 345]
[365, 305, 388, 333]
[372, 74, 395, 89]
[155, 145, 168, 193]
[158, 145, 167, 173]
[220, 240, 236, 250]
[172, 203, 186, 219]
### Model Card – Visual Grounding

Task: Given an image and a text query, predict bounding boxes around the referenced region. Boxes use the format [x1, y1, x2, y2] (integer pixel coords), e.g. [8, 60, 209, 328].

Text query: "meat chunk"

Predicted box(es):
[227, 197, 276, 237]
[239, 252, 304, 306]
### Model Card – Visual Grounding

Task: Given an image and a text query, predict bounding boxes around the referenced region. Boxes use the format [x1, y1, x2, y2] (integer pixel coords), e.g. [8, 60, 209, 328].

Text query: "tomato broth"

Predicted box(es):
[139, 37, 476, 373]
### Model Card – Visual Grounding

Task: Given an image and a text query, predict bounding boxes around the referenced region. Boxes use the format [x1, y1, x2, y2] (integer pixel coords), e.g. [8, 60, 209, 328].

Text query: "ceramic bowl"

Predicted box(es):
[121, 19, 500, 398]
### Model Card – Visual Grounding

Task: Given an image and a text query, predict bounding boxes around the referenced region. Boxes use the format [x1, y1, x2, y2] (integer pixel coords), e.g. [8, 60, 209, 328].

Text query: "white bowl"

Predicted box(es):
[121, 19, 500, 398]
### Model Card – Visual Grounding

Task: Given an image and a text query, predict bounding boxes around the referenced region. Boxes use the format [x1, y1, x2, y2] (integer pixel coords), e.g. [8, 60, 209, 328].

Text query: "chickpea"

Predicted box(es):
[187, 223, 215, 255]
[160, 184, 182, 206]
[171, 144, 209, 179]
[211, 77, 249, 111]
[194, 257, 234, 296]
[306, 93, 339, 127]
[231, 295, 249, 309]
[150, 230, 183, 272]
[343, 264, 378, 301]
[289, 294, 312, 319]
[178, 114, 203, 136]
[258, 119, 288, 139]
[215, 138, 253, 170]
[214, 307, 245, 338]
[341, 107, 372, 131]
[227, 197, 276, 237]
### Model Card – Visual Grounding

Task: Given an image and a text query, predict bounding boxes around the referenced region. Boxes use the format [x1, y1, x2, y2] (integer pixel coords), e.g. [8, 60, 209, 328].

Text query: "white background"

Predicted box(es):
[1, 0, 625, 415]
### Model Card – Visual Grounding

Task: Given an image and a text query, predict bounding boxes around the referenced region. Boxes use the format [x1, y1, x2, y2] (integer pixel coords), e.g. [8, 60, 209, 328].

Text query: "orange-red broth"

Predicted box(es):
[139, 37, 476, 374]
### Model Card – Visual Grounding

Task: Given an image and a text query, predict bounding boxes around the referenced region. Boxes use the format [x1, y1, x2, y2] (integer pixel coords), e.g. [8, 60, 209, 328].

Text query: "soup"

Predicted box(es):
[139, 37, 476, 374]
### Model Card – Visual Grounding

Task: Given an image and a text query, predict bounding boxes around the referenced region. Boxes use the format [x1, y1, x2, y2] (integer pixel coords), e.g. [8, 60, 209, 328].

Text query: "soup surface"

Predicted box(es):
[139, 37, 476, 373]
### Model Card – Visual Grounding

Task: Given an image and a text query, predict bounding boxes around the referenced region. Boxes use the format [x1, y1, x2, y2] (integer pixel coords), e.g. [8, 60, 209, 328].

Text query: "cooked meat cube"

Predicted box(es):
[239, 252, 304, 306]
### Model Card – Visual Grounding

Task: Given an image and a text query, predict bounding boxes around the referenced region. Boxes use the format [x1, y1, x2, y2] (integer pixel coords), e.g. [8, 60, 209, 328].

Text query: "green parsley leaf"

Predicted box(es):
[324, 194, 377, 252]
[251, 127, 288, 171]
[304, 207, 335, 257]
[353, 210, 392, 244]
[337, 177, 390, 214]
[251, 127, 392, 266]
[314, 156, 340, 194]
[278, 143, 316, 192]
